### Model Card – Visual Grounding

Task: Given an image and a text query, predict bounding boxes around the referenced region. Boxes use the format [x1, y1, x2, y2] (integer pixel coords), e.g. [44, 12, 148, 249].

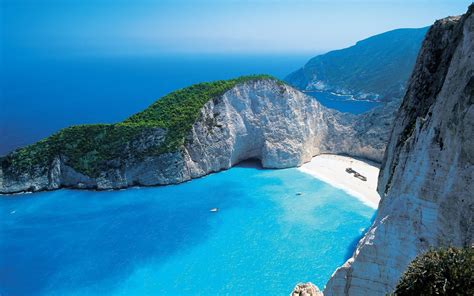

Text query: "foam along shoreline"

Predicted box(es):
[298, 154, 381, 209]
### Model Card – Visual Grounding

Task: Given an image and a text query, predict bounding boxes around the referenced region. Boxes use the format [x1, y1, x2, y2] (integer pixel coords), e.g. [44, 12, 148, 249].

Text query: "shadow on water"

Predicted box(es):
[0, 182, 242, 296]
[343, 211, 378, 261]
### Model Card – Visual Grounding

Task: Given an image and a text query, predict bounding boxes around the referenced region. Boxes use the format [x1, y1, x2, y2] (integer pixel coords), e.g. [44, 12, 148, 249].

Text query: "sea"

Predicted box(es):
[0, 54, 379, 156]
[1, 54, 377, 295]
[0, 163, 375, 296]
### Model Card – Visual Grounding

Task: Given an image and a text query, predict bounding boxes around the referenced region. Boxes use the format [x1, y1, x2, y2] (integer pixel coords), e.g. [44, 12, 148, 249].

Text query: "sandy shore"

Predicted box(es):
[298, 154, 381, 209]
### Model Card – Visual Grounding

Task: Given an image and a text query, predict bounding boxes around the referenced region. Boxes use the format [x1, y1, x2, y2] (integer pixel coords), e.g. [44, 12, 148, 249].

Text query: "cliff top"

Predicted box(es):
[1, 75, 281, 178]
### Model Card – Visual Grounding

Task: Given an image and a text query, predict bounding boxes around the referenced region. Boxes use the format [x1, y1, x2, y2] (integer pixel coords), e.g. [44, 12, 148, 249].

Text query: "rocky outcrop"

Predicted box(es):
[0, 79, 389, 194]
[324, 5, 474, 295]
[291, 283, 323, 296]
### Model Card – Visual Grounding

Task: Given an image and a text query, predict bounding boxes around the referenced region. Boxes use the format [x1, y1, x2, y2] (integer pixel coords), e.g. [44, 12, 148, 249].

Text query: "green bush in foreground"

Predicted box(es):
[1, 75, 278, 177]
[393, 247, 474, 296]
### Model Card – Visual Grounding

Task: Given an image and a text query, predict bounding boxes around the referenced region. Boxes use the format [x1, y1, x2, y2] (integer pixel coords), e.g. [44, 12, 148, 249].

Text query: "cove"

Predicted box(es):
[0, 163, 375, 295]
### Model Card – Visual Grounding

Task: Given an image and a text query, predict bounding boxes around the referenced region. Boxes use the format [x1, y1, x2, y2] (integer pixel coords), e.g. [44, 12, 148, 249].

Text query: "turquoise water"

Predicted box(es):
[0, 164, 374, 296]
[306, 91, 381, 114]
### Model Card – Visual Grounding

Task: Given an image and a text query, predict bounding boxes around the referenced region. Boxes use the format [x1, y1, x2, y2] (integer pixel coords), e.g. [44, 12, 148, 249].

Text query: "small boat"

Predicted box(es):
[210, 208, 219, 212]
[296, 192, 303, 196]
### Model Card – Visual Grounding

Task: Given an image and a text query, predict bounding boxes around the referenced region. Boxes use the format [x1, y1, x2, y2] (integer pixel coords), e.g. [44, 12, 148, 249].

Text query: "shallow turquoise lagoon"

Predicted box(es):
[0, 164, 375, 296]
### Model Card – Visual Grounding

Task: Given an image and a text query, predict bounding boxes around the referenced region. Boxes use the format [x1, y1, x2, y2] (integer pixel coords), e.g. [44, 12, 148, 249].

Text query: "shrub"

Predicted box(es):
[393, 247, 474, 296]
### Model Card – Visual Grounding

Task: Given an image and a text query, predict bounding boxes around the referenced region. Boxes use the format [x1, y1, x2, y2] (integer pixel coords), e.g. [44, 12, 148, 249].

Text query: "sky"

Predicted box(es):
[1, 0, 472, 56]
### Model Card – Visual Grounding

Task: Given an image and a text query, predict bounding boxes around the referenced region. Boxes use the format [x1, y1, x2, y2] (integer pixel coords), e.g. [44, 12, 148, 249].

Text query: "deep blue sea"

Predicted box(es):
[0, 164, 375, 296]
[0, 54, 378, 156]
[1, 54, 377, 295]
[306, 91, 380, 114]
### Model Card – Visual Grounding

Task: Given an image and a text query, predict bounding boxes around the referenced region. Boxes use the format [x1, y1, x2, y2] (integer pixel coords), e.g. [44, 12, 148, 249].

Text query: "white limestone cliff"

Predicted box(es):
[0, 79, 389, 194]
[324, 6, 474, 295]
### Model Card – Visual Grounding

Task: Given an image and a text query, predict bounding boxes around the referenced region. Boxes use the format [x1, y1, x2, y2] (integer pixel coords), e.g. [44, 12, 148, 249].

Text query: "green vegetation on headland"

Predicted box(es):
[1, 75, 278, 177]
[393, 247, 474, 295]
[123, 74, 279, 152]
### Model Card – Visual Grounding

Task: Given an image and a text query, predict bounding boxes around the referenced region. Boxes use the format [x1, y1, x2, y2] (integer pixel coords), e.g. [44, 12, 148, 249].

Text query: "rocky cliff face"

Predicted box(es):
[324, 6, 473, 295]
[0, 79, 388, 194]
[285, 27, 428, 102]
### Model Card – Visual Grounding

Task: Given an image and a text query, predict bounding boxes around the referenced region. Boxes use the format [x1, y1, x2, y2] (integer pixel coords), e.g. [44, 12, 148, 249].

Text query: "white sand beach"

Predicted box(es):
[298, 154, 381, 209]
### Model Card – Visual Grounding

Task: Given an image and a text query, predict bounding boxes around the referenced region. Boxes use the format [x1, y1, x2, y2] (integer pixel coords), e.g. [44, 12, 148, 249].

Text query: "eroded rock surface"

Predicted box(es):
[324, 6, 474, 295]
[1, 79, 389, 194]
[291, 282, 323, 296]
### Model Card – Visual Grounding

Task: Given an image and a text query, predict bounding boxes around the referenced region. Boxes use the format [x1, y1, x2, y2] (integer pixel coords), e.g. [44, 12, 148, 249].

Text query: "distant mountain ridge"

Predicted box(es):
[285, 27, 429, 101]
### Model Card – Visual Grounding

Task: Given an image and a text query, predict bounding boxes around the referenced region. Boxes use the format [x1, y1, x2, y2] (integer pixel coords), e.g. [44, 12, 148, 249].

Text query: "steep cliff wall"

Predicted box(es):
[324, 6, 473, 295]
[285, 28, 428, 101]
[0, 79, 387, 194]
